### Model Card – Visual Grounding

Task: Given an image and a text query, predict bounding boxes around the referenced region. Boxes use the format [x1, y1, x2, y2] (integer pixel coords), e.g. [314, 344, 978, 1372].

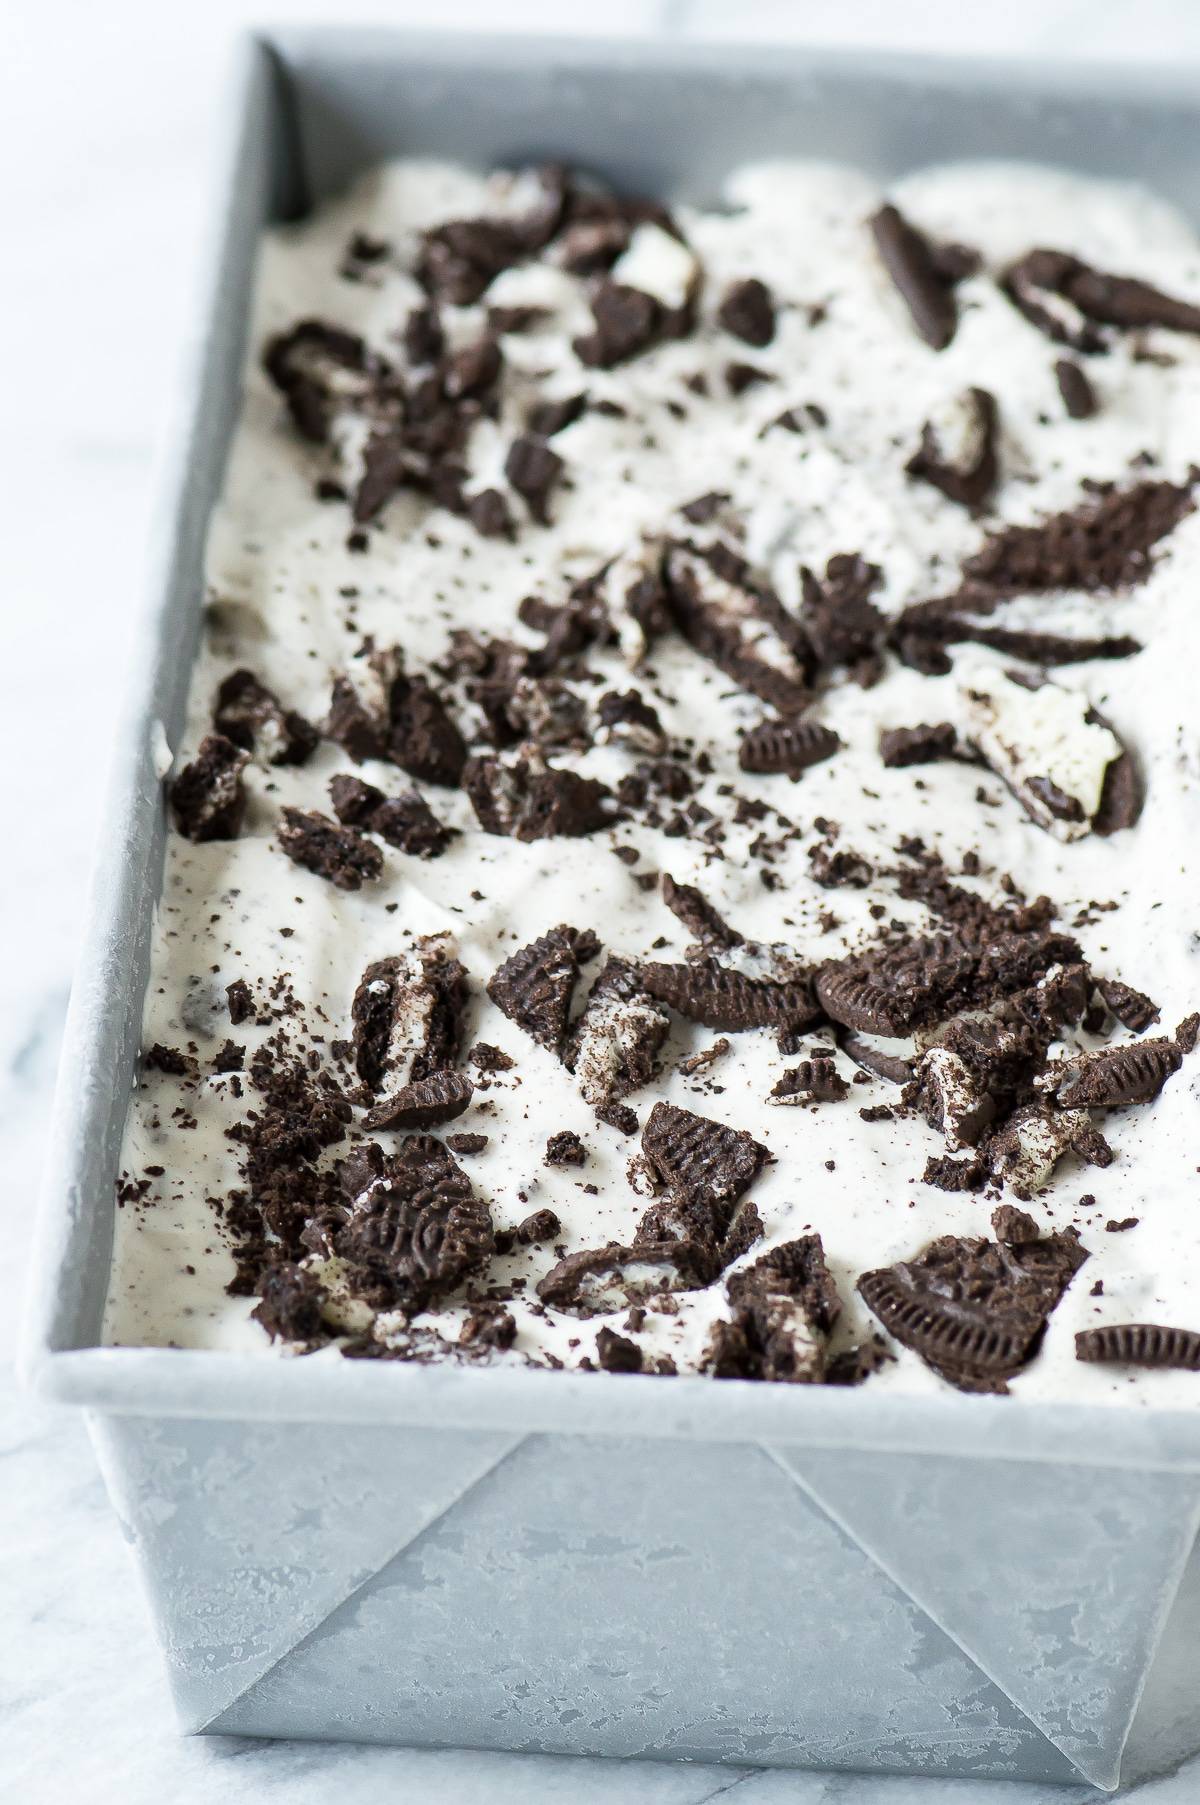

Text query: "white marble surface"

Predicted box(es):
[8, 2, 1200, 1798]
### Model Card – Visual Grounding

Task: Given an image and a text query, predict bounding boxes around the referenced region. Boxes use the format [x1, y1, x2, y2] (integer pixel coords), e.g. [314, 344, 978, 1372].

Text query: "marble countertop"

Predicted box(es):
[7, 3, 1200, 1798]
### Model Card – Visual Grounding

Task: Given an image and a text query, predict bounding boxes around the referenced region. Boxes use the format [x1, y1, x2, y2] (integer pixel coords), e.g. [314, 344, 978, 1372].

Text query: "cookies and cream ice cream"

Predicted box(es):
[103, 155, 1200, 1405]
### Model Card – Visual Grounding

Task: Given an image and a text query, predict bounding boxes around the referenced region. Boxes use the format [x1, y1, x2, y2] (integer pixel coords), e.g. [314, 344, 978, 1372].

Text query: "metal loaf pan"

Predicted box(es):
[22, 29, 1200, 1790]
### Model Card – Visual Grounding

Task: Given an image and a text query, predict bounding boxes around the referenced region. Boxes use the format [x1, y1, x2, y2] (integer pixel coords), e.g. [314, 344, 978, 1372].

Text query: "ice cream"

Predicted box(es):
[103, 155, 1200, 1405]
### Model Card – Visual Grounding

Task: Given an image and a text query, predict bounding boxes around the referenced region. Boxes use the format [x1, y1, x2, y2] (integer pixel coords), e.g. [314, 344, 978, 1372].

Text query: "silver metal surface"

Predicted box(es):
[21, 30, 1200, 1787]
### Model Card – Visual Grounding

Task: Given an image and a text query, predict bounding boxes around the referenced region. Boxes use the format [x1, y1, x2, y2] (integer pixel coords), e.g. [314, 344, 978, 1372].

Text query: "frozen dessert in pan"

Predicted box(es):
[105, 152, 1200, 1403]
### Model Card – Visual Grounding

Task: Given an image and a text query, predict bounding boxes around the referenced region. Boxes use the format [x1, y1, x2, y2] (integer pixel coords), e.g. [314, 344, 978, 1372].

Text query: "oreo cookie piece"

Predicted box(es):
[323, 646, 404, 763]
[664, 543, 811, 715]
[388, 675, 467, 787]
[808, 844, 873, 890]
[262, 318, 382, 443]
[213, 669, 318, 766]
[869, 204, 972, 350]
[277, 808, 383, 890]
[536, 1239, 712, 1314]
[329, 774, 454, 858]
[738, 718, 841, 777]
[1002, 246, 1200, 348]
[717, 277, 777, 348]
[1075, 1323, 1200, 1370]
[170, 734, 249, 842]
[987, 1104, 1108, 1199]
[251, 1262, 328, 1344]
[704, 1235, 842, 1383]
[352, 936, 469, 1092]
[545, 1130, 587, 1167]
[642, 958, 820, 1032]
[1047, 1032, 1187, 1108]
[564, 957, 670, 1105]
[799, 554, 886, 683]
[817, 925, 1077, 1040]
[641, 1100, 767, 1209]
[574, 281, 661, 368]
[595, 1325, 644, 1372]
[527, 392, 586, 437]
[906, 386, 999, 512]
[466, 488, 515, 539]
[879, 723, 958, 767]
[859, 1225, 1088, 1392]
[596, 688, 666, 755]
[835, 1028, 914, 1085]
[363, 1069, 475, 1131]
[1055, 359, 1098, 419]
[487, 924, 599, 1052]
[771, 1060, 849, 1104]
[909, 1047, 996, 1149]
[334, 1134, 494, 1312]
[960, 667, 1136, 841]
[661, 873, 742, 949]
[504, 434, 564, 525]
[1095, 977, 1160, 1033]
[961, 478, 1193, 595]
[463, 752, 614, 841]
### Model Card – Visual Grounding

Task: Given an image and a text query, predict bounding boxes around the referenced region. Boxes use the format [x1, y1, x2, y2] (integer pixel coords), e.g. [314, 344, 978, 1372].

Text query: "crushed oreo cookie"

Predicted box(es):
[329, 773, 454, 857]
[487, 924, 599, 1052]
[363, 1069, 475, 1131]
[906, 386, 999, 512]
[277, 808, 383, 889]
[214, 669, 318, 766]
[859, 1224, 1088, 1392]
[170, 734, 249, 842]
[739, 718, 841, 777]
[1075, 1323, 1200, 1370]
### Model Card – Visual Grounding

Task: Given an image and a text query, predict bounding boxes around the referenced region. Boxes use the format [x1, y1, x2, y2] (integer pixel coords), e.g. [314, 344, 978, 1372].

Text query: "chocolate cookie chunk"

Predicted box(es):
[704, 1235, 842, 1383]
[487, 924, 599, 1052]
[262, 318, 381, 442]
[1055, 358, 1098, 419]
[463, 752, 614, 840]
[738, 718, 841, 777]
[771, 1059, 850, 1104]
[869, 204, 972, 350]
[1075, 1323, 1200, 1370]
[641, 1100, 767, 1208]
[170, 734, 249, 842]
[905, 387, 999, 512]
[504, 434, 565, 524]
[214, 669, 318, 766]
[642, 958, 819, 1032]
[595, 1325, 644, 1372]
[536, 1239, 711, 1314]
[717, 277, 777, 348]
[1095, 977, 1160, 1033]
[335, 1135, 494, 1312]
[545, 1129, 587, 1166]
[251, 1262, 328, 1344]
[962, 478, 1193, 595]
[563, 956, 670, 1106]
[329, 774, 454, 858]
[1003, 246, 1200, 349]
[879, 723, 958, 767]
[859, 1226, 1088, 1392]
[364, 1069, 475, 1131]
[660, 873, 743, 949]
[351, 937, 469, 1091]
[1048, 1033, 1187, 1108]
[388, 675, 467, 787]
[277, 808, 383, 889]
